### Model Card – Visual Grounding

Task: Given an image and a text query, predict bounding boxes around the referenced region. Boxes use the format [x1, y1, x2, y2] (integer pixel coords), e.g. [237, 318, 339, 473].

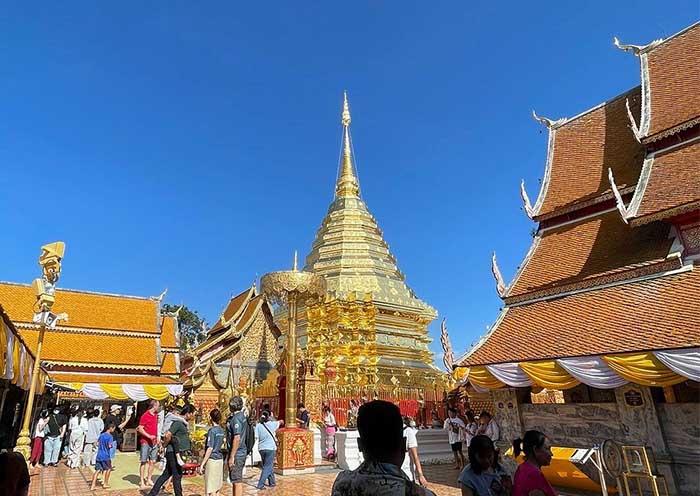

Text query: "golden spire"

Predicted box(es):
[336, 91, 360, 199]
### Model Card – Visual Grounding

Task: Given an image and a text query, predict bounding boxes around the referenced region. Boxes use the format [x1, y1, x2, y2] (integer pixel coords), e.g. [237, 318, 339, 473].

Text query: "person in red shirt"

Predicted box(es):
[512, 430, 556, 496]
[137, 400, 161, 490]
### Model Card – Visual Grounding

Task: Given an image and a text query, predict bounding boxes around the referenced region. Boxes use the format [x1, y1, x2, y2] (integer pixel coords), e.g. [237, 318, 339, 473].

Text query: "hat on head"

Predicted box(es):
[110, 404, 122, 413]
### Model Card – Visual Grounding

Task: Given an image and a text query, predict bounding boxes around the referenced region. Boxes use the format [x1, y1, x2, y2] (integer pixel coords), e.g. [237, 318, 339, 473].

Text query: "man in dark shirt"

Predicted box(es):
[147, 404, 195, 496]
[104, 404, 131, 464]
[297, 403, 310, 429]
[43, 407, 66, 466]
[227, 396, 248, 496]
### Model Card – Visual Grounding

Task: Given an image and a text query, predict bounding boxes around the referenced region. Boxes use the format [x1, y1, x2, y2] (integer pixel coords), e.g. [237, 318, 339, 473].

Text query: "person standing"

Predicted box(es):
[147, 404, 195, 496]
[83, 409, 104, 467]
[444, 408, 467, 469]
[401, 416, 428, 487]
[332, 401, 436, 496]
[512, 430, 556, 496]
[67, 407, 88, 468]
[198, 409, 226, 496]
[464, 411, 478, 448]
[322, 405, 337, 459]
[30, 409, 49, 468]
[477, 411, 500, 444]
[297, 403, 310, 429]
[226, 396, 248, 496]
[90, 423, 116, 491]
[255, 410, 283, 490]
[138, 400, 160, 490]
[43, 406, 66, 467]
[104, 404, 131, 465]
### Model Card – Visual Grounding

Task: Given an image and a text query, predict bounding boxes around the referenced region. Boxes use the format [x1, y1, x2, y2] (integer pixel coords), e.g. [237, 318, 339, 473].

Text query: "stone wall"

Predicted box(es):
[657, 403, 700, 495]
[520, 402, 624, 448]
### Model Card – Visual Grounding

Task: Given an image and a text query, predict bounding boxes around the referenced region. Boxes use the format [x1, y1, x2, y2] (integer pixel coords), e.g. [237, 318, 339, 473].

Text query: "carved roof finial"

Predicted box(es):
[625, 98, 643, 142]
[440, 318, 455, 372]
[532, 110, 567, 129]
[336, 91, 360, 199]
[613, 36, 663, 56]
[174, 304, 184, 318]
[608, 168, 629, 223]
[491, 252, 507, 298]
[520, 179, 535, 219]
[155, 288, 168, 303]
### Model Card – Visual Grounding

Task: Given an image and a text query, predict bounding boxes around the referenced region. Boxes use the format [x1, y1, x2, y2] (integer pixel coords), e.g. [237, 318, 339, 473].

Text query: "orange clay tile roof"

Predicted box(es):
[160, 352, 179, 374]
[535, 88, 644, 219]
[630, 140, 700, 224]
[507, 210, 673, 299]
[160, 315, 179, 348]
[49, 373, 178, 384]
[209, 287, 254, 333]
[464, 268, 700, 366]
[20, 328, 159, 369]
[645, 25, 700, 140]
[0, 282, 159, 333]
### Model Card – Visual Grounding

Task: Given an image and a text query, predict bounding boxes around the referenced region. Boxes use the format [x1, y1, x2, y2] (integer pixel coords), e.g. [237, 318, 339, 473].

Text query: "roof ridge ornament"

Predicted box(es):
[625, 98, 643, 142]
[532, 110, 567, 129]
[440, 318, 455, 372]
[154, 288, 168, 303]
[613, 36, 663, 56]
[608, 168, 630, 224]
[491, 252, 507, 298]
[520, 179, 535, 219]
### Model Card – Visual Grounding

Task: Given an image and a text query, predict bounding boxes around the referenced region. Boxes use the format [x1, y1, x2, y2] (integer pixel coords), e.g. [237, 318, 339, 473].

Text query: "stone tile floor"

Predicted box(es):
[28, 454, 463, 496]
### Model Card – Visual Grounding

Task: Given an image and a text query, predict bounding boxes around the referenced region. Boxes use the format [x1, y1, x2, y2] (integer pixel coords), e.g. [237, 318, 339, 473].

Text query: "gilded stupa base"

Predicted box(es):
[274, 428, 315, 475]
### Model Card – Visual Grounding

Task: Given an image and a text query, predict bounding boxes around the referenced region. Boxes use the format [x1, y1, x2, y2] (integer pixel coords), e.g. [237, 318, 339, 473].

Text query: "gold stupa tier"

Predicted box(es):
[296, 92, 443, 390]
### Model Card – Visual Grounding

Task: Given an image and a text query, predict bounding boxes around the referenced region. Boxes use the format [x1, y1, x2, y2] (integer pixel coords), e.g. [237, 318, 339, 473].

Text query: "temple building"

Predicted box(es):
[182, 285, 281, 414]
[455, 23, 699, 496]
[0, 282, 183, 401]
[288, 93, 447, 424]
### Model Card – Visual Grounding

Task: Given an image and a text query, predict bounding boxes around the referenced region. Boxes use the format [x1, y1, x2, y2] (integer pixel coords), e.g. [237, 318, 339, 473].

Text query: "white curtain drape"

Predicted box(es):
[81, 384, 110, 399]
[3, 327, 14, 380]
[654, 348, 700, 382]
[166, 384, 184, 396]
[122, 384, 149, 402]
[556, 356, 627, 389]
[486, 363, 533, 387]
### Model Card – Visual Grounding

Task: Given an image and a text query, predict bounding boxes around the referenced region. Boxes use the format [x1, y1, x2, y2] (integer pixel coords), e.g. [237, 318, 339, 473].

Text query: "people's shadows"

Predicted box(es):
[122, 473, 143, 485]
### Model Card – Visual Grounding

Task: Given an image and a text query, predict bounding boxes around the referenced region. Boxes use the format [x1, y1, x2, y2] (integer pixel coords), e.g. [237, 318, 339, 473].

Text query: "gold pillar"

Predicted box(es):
[14, 324, 46, 460]
[285, 292, 298, 426]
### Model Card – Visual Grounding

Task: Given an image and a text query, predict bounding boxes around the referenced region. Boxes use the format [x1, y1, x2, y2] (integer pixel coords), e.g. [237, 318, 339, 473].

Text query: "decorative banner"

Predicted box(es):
[486, 362, 534, 388]
[3, 325, 14, 380]
[653, 348, 700, 382]
[603, 352, 686, 387]
[519, 360, 580, 390]
[557, 356, 627, 389]
[63, 383, 185, 401]
[468, 366, 506, 389]
[0, 320, 6, 374]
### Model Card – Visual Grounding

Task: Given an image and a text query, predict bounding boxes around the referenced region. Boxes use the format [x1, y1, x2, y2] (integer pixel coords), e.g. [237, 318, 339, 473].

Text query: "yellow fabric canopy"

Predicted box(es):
[99, 384, 131, 400]
[11, 340, 20, 386]
[142, 384, 172, 400]
[468, 366, 505, 389]
[520, 360, 580, 390]
[602, 352, 686, 387]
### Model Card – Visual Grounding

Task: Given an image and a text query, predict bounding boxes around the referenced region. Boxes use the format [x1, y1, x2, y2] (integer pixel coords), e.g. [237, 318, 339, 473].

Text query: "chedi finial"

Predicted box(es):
[342, 90, 351, 127]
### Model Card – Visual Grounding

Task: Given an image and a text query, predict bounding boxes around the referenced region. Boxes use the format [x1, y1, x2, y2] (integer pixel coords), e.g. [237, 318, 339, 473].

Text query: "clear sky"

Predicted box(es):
[1, 2, 697, 365]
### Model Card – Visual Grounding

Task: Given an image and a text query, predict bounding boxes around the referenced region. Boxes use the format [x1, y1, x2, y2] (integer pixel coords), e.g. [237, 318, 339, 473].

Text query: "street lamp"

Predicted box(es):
[15, 242, 66, 461]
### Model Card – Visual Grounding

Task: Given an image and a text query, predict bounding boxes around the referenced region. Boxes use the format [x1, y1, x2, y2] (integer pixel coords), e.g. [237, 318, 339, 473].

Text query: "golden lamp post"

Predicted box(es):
[15, 242, 66, 461]
[260, 252, 325, 473]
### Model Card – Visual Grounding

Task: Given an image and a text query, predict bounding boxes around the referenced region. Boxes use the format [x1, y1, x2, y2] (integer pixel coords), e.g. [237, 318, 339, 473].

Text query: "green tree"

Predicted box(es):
[162, 303, 207, 352]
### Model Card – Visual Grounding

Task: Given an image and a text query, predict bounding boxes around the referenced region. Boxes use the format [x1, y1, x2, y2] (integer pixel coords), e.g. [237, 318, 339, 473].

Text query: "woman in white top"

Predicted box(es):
[444, 407, 467, 469]
[30, 410, 50, 467]
[464, 410, 478, 447]
[322, 405, 337, 459]
[66, 407, 89, 468]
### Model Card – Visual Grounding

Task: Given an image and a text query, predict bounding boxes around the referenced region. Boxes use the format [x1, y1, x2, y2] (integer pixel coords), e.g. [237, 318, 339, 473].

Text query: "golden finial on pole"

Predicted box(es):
[342, 90, 351, 127]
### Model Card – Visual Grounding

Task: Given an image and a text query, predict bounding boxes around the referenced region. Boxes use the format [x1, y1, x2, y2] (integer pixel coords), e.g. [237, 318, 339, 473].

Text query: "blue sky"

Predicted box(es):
[1, 2, 697, 365]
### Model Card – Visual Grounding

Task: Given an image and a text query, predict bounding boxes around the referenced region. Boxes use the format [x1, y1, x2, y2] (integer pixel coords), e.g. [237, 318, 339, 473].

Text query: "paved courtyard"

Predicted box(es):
[28, 452, 462, 496]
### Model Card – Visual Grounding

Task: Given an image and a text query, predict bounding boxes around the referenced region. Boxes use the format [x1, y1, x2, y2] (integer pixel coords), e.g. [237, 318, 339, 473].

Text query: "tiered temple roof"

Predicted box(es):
[460, 23, 700, 371]
[0, 281, 181, 384]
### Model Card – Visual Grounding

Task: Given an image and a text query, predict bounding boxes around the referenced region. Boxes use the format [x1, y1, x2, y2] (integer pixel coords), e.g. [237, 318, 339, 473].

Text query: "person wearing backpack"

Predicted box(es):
[255, 410, 284, 490]
[226, 396, 249, 496]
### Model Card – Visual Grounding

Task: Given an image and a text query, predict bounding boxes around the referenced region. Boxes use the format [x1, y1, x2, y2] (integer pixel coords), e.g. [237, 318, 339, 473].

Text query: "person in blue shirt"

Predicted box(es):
[90, 423, 115, 491]
[226, 396, 248, 496]
[254, 410, 284, 490]
[198, 409, 226, 496]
